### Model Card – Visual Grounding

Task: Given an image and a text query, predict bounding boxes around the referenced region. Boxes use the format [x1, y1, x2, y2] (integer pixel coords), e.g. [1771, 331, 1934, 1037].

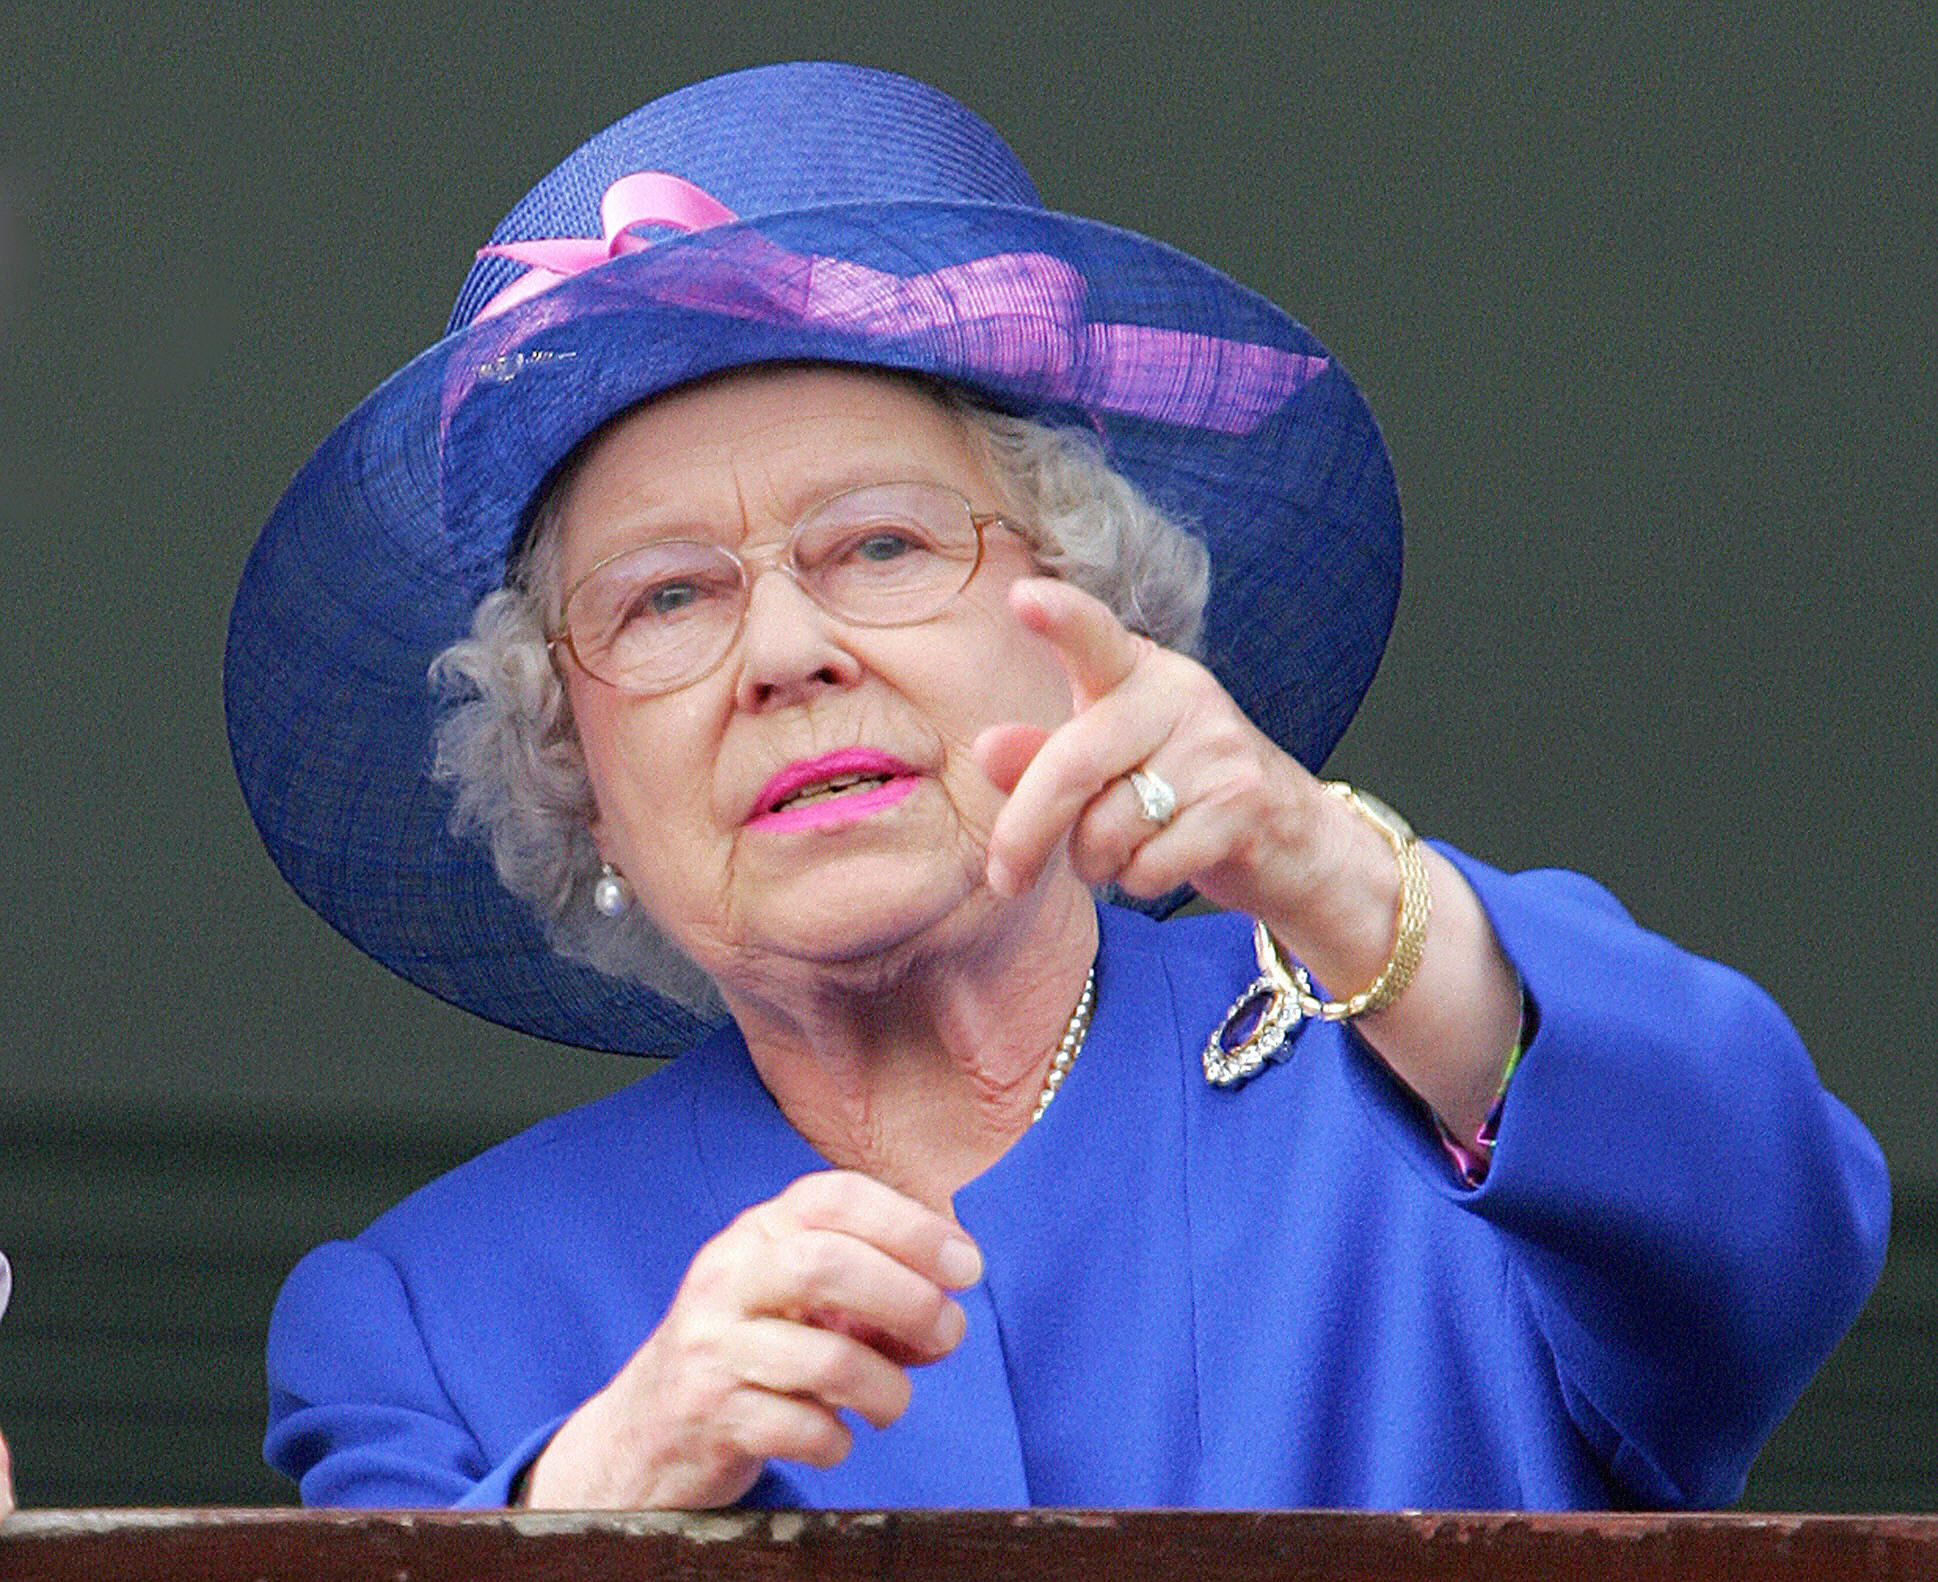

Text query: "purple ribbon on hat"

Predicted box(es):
[464, 172, 1326, 437]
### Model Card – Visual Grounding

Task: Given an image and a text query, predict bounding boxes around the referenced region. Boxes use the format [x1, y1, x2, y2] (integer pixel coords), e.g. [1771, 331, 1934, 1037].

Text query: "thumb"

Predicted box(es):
[973, 722, 1052, 795]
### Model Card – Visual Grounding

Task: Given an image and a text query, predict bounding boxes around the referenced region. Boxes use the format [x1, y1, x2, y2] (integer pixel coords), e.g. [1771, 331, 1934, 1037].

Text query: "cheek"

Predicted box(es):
[571, 683, 720, 845]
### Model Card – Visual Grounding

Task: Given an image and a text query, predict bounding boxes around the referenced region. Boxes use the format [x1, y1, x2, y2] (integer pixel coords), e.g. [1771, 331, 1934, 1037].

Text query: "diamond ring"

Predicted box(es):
[1128, 766, 1178, 826]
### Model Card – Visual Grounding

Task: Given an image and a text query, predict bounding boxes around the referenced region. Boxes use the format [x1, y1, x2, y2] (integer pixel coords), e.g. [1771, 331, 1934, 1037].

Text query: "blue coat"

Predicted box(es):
[265, 850, 1889, 1508]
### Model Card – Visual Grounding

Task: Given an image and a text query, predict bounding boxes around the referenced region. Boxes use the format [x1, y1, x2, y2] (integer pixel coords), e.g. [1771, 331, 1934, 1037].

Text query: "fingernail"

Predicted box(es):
[933, 1299, 968, 1350]
[938, 1235, 983, 1288]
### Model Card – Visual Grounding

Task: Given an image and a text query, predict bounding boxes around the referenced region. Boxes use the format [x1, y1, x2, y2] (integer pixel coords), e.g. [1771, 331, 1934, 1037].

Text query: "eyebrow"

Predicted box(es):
[593, 469, 966, 551]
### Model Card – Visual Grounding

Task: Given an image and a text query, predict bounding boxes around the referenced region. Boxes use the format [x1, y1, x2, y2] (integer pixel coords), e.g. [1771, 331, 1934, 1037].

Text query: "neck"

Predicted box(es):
[719, 876, 1100, 1211]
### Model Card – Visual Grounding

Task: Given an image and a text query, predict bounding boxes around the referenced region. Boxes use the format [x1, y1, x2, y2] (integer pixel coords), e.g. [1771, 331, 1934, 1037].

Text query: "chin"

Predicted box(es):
[746, 852, 997, 969]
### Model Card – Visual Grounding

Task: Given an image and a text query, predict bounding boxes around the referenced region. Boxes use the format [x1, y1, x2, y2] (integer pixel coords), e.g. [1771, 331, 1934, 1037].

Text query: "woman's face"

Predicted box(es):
[554, 366, 1077, 985]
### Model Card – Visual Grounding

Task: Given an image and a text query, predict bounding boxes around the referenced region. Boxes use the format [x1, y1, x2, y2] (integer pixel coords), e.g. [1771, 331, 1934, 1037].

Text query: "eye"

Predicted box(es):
[853, 529, 920, 563]
[602, 560, 738, 631]
[644, 579, 703, 615]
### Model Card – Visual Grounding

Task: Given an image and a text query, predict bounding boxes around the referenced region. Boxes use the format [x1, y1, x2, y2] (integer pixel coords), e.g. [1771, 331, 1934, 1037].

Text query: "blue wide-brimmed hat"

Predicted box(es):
[224, 61, 1401, 1058]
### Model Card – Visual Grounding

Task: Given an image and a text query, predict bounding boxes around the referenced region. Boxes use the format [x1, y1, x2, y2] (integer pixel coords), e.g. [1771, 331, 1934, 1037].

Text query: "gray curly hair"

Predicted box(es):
[429, 381, 1212, 1012]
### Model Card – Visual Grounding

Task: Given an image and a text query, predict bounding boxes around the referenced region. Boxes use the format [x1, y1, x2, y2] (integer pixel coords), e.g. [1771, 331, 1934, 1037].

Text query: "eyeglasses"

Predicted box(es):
[548, 481, 1013, 695]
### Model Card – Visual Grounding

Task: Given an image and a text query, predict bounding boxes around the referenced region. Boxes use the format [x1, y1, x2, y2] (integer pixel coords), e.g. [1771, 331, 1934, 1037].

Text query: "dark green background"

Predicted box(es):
[1, 2, 1931, 1509]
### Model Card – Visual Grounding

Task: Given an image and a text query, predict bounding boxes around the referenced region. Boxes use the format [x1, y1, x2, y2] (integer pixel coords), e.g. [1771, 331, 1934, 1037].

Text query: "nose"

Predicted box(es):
[731, 564, 863, 712]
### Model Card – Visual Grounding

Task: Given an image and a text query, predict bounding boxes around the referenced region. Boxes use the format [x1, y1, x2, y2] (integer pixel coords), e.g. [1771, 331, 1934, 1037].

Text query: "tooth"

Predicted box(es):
[773, 771, 892, 812]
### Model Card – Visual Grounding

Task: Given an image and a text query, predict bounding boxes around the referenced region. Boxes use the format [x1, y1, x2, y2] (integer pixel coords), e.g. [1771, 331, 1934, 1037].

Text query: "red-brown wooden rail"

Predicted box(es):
[5, 1508, 1938, 1581]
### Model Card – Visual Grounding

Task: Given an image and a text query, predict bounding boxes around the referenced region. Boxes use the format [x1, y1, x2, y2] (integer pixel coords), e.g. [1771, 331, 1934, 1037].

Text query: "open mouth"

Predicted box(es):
[750, 750, 921, 828]
[771, 772, 895, 813]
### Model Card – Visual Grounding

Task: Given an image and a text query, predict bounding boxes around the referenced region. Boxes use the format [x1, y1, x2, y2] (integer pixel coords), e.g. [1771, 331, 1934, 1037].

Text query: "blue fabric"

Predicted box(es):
[265, 851, 1888, 1509]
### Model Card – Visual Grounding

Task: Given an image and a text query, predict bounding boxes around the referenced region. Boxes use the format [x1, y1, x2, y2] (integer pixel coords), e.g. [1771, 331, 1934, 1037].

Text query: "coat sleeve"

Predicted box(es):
[1342, 848, 1890, 1507]
[265, 1239, 566, 1507]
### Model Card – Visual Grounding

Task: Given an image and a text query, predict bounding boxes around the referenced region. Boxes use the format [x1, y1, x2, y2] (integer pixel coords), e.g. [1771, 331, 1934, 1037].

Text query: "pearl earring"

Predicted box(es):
[592, 862, 632, 918]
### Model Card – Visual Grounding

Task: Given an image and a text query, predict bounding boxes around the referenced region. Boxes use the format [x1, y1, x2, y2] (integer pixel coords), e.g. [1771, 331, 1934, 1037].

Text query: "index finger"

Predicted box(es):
[1009, 578, 1149, 711]
[757, 1170, 984, 1290]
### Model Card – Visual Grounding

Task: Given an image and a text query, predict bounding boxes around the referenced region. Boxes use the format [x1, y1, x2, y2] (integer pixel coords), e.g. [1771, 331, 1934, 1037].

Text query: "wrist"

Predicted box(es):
[1255, 782, 1428, 1020]
[522, 1378, 643, 1509]
[1296, 783, 1429, 1020]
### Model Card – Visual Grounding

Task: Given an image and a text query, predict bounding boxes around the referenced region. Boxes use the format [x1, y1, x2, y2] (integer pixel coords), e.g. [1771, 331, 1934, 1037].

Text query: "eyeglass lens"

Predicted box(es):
[562, 482, 987, 693]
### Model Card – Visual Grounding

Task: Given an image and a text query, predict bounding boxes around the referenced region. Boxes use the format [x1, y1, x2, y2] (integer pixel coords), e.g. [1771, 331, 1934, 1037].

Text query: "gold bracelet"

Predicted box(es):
[1272, 781, 1431, 1022]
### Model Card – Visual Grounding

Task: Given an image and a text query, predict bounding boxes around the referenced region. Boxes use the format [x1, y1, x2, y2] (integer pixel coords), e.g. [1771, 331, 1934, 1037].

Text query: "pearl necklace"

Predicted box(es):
[1030, 966, 1097, 1125]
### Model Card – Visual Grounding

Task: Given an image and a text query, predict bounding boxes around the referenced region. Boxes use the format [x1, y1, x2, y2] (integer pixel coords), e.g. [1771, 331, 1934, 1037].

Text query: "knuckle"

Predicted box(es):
[1067, 827, 1120, 887]
[680, 1243, 738, 1307]
[1194, 709, 1253, 761]
[774, 1230, 844, 1295]
[780, 1170, 835, 1210]
[728, 1199, 790, 1252]
[1206, 758, 1270, 811]
[781, 1168, 868, 1227]
[807, 1337, 872, 1399]
[1067, 735, 1125, 791]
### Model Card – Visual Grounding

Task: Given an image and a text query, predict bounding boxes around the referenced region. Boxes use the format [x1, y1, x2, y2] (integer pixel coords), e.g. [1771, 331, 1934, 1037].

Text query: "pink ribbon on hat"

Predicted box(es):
[464, 172, 1326, 436]
[475, 172, 740, 318]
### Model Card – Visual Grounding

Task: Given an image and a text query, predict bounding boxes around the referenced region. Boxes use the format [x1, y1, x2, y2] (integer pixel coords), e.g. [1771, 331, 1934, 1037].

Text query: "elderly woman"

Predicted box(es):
[229, 64, 1887, 1511]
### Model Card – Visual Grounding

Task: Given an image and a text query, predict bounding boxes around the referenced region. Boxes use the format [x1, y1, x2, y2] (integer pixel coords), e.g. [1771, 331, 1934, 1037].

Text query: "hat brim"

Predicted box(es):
[225, 200, 1400, 1057]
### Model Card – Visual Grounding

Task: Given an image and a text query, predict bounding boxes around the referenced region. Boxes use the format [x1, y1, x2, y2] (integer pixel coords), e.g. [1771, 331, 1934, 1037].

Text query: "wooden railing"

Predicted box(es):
[4, 1509, 1938, 1581]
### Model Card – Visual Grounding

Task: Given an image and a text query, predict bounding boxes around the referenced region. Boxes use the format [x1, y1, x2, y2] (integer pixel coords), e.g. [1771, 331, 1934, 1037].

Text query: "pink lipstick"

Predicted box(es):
[748, 749, 921, 832]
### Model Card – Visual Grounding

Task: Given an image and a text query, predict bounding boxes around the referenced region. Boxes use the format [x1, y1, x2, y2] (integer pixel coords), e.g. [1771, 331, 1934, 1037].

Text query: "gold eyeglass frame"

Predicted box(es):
[544, 482, 1014, 695]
